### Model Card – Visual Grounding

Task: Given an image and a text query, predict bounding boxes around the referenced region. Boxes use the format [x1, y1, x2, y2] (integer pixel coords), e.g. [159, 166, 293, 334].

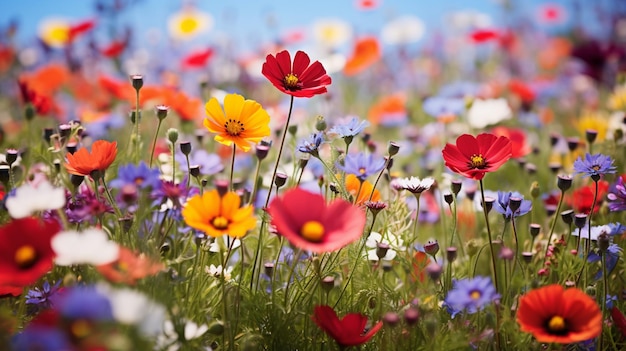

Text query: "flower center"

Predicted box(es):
[212, 216, 229, 230]
[70, 319, 92, 338]
[470, 290, 482, 300]
[224, 119, 245, 136]
[359, 167, 366, 174]
[180, 17, 199, 34]
[15, 245, 37, 269]
[134, 177, 144, 185]
[470, 154, 486, 168]
[547, 315, 566, 333]
[300, 220, 325, 242]
[591, 165, 601, 171]
[283, 73, 300, 90]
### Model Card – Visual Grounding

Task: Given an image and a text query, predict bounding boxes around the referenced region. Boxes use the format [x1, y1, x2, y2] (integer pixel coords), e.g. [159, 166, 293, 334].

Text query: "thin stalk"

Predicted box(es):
[229, 144, 236, 192]
[543, 190, 564, 260]
[411, 194, 422, 247]
[149, 118, 163, 167]
[247, 157, 264, 206]
[368, 157, 390, 201]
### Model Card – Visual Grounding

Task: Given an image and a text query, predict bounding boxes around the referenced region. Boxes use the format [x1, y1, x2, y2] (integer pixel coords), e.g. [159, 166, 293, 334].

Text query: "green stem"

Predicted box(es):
[229, 144, 236, 192]
[543, 190, 564, 260]
[149, 118, 163, 168]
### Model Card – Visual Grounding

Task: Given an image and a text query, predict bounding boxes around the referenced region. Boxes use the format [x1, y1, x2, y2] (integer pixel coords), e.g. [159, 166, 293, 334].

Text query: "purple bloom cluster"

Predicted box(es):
[336, 152, 385, 181]
[445, 276, 500, 318]
[608, 176, 626, 212]
[573, 153, 616, 179]
[493, 191, 532, 220]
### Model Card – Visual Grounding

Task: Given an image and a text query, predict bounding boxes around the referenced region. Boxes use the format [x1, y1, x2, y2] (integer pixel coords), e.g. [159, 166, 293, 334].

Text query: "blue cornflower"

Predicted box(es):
[25, 281, 61, 310]
[572, 223, 621, 241]
[110, 161, 161, 190]
[608, 176, 626, 212]
[297, 133, 324, 156]
[607, 222, 626, 236]
[336, 153, 385, 182]
[573, 153, 617, 179]
[329, 117, 370, 138]
[12, 327, 72, 351]
[493, 191, 532, 220]
[55, 286, 113, 321]
[588, 243, 622, 280]
[444, 276, 500, 318]
[422, 96, 465, 118]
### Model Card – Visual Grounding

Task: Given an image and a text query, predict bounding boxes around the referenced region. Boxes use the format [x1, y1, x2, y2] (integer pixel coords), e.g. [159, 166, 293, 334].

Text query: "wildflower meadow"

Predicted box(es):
[1, 0, 626, 350]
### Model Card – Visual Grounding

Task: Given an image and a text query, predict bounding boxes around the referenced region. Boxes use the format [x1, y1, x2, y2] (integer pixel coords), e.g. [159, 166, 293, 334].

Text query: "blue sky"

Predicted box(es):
[0, 0, 579, 51]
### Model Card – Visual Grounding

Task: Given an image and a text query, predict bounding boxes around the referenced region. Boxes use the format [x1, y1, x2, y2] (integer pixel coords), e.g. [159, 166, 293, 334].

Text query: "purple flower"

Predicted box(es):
[573, 153, 616, 179]
[297, 133, 324, 156]
[493, 191, 532, 220]
[444, 276, 500, 317]
[55, 285, 113, 321]
[329, 117, 369, 138]
[588, 244, 622, 280]
[176, 149, 224, 176]
[422, 96, 465, 118]
[608, 176, 626, 212]
[336, 153, 385, 182]
[25, 281, 61, 310]
[12, 327, 71, 351]
[109, 161, 161, 190]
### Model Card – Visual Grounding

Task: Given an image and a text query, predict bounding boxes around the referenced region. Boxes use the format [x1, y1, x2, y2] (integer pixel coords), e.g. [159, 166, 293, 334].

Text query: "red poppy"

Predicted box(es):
[312, 305, 382, 347]
[17, 79, 58, 116]
[0, 283, 23, 297]
[0, 218, 61, 288]
[490, 126, 531, 159]
[469, 29, 500, 43]
[181, 47, 214, 69]
[508, 79, 535, 104]
[262, 50, 332, 98]
[267, 188, 366, 253]
[65, 140, 117, 177]
[344, 36, 381, 76]
[611, 307, 626, 339]
[517, 284, 601, 343]
[442, 133, 512, 181]
[567, 180, 608, 214]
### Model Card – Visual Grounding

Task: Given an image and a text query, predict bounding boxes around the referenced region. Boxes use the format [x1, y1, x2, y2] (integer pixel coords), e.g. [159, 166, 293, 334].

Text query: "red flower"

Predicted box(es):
[567, 180, 608, 214]
[65, 140, 117, 177]
[611, 307, 626, 339]
[490, 126, 531, 159]
[0, 218, 61, 288]
[181, 47, 214, 69]
[516, 284, 601, 343]
[267, 188, 366, 253]
[68, 19, 96, 42]
[442, 133, 512, 181]
[312, 305, 382, 347]
[344, 36, 381, 76]
[469, 29, 500, 43]
[101, 40, 126, 58]
[262, 50, 331, 98]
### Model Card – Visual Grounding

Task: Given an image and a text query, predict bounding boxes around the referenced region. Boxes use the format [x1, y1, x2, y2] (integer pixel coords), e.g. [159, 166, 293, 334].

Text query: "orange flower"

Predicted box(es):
[516, 284, 602, 343]
[367, 93, 407, 126]
[344, 174, 380, 206]
[182, 189, 256, 238]
[97, 247, 163, 285]
[344, 36, 381, 76]
[65, 140, 117, 177]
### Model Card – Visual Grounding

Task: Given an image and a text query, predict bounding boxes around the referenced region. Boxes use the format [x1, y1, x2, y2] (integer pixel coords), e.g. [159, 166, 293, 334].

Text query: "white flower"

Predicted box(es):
[167, 8, 213, 41]
[208, 237, 241, 253]
[447, 10, 492, 31]
[97, 284, 166, 336]
[5, 180, 65, 218]
[365, 231, 405, 261]
[157, 319, 209, 351]
[571, 225, 612, 241]
[206, 264, 234, 281]
[381, 16, 425, 45]
[397, 176, 435, 194]
[52, 228, 119, 266]
[466, 98, 512, 129]
[312, 18, 353, 48]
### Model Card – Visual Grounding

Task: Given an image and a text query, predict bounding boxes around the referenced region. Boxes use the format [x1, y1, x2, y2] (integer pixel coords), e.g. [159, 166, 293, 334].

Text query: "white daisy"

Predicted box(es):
[466, 98, 512, 129]
[52, 228, 119, 266]
[5, 180, 66, 219]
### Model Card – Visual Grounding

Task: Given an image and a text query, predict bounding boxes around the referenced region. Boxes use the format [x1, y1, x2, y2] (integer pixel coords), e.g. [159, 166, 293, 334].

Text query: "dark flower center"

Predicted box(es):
[546, 315, 568, 335]
[212, 216, 229, 230]
[470, 154, 486, 168]
[224, 119, 245, 137]
[15, 245, 37, 269]
[283, 73, 300, 90]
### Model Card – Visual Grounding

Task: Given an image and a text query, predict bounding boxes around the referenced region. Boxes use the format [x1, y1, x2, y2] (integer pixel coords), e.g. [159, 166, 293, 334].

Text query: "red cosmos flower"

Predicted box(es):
[267, 188, 366, 253]
[0, 218, 61, 288]
[517, 284, 601, 343]
[261, 50, 331, 98]
[65, 140, 117, 177]
[442, 133, 512, 181]
[68, 19, 96, 42]
[567, 180, 608, 214]
[312, 305, 382, 347]
[491, 126, 531, 159]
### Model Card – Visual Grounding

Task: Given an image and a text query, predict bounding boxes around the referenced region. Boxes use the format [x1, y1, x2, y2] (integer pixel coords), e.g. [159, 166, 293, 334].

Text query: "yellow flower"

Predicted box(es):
[577, 111, 608, 142]
[608, 85, 626, 111]
[344, 174, 380, 205]
[168, 8, 213, 40]
[38, 19, 70, 48]
[204, 93, 271, 152]
[182, 189, 256, 238]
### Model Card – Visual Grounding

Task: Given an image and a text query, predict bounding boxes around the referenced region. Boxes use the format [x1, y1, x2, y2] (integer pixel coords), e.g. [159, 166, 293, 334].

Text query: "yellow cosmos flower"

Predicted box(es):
[168, 8, 213, 40]
[204, 93, 271, 152]
[577, 111, 608, 142]
[182, 189, 256, 238]
[608, 85, 626, 111]
[38, 19, 70, 48]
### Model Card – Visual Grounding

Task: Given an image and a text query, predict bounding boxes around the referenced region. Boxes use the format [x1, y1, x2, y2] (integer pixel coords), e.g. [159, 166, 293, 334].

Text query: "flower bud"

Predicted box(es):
[264, 262, 274, 278]
[215, 179, 229, 197]
[383, 312, 400, 327]
[522, 252, 533, 264]
[597, 233, 610, 252]
[443, 192, 453, 205]
[315, 115, 327, 131]
[403, 308, 420, 326]
[256, 144, 270, 161]
[549, 163, 561, 174]
[58, 123, 71, 139]
[508, 197, 522, 213]
[525, 163, 537, 175]
[70, 174, 84, 188]
[557, 175, 572, 192]
[585, 129, 598, 144]
[189, 165, 201, 178]
[156, 105, 169, 121]
[446, 247, 458, 263]
[560, 209, 574, 225]
[426, 262, 442, 281]
[274, 173, 287, 188]
[529, 223, 541, 238]
[387, 141, 400, 157]
[483, 197, 495, 214]
[288, 124, 298, 136]
[167, 128, 178, 144]
[43, 128, 54, 144]
[530, 181, 541, 199]
[499, 246, 514, 261]
[566, 137, 580, 152]
[130, 74, 143, 91]
[574, 213, 587, 229]
[180, 141, 191, 156]
[207, 320, 225, 335]
[451, 180, 462, 196]
[424, 240, 439, 257]
[376, 242, 390, 260]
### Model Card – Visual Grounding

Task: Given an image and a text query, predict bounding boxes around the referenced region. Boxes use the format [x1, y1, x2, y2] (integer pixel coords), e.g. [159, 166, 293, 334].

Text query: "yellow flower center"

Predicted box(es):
[300, 220, 325, 242]
[179, 16, 199, 34]
[212, 216, 229, 230]
[547, 315, 566, 333]
[70, 319, 92, 338]
[135, 177, 144, 185]
[470, 154, 486, 168]
[283, 73, 300, 90]
[592, 165, 600, 171]
[358, 167, 366, 174]
[15, 245, 37, 269]
[42, 24, 69, 47]
[470, 290, 481, 300]
[224, 119, 245, 136]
